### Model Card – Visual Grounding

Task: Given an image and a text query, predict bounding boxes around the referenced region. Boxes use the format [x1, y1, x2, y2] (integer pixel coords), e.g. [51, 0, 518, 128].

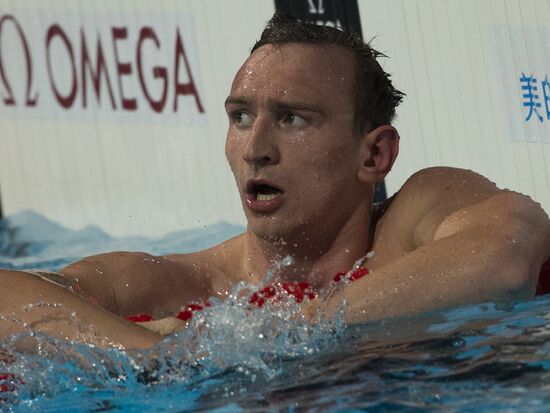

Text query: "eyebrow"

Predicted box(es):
[224, 96, 326, 117]
[224, 96, 248, 107]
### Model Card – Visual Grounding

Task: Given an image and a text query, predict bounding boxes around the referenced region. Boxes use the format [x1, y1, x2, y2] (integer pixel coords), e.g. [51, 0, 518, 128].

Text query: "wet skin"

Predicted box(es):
[222, 43, 402, 285]
[225, 43, 366, 246]
[1, 42, 549, 348]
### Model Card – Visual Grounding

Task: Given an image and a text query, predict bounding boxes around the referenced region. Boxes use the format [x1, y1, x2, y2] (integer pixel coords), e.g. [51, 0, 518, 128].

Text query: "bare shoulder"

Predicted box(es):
[60, 250, 203, 315]
[61, 251, 187, 288]
[387, 167, 549, 247]
[380, 167, 493, 247]
[397, 166, 499, 203]
[62, 251, 168, 275]
[57, 233, 246, 316]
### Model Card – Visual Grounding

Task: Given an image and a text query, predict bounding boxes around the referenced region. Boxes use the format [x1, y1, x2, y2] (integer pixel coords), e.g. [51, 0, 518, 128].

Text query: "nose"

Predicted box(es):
[242, 117, 280, 168]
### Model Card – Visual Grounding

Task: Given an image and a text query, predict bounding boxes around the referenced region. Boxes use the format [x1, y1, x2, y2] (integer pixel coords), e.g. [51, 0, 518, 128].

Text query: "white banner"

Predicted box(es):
[494, 26, 550, 143]
[0, 9, 206, 124]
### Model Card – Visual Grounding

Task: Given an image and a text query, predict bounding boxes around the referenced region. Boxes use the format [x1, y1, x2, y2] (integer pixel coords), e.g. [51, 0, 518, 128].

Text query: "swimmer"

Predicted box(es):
[1, 13, 550, 349]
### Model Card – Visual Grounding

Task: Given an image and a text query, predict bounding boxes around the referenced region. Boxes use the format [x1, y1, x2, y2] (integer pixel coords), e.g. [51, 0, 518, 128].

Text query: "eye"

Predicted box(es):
[231, 111, 254, 127]
[282, 112, 308, 127]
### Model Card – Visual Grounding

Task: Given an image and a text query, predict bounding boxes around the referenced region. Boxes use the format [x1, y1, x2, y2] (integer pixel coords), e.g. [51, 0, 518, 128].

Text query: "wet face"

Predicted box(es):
[225, 43, 367, 242]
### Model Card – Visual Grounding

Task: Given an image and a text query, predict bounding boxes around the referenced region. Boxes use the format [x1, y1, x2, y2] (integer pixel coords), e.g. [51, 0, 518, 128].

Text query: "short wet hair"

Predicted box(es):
[252, 13, 405, 135]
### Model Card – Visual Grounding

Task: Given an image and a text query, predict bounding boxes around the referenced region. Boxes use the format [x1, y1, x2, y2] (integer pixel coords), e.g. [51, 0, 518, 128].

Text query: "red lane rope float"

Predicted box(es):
[0, 354, 25, 396]
[333, 267, 369, 283]
[0, 352, 16, 395]
[125, 313, 154, 323]
[126, 267, 370, 323]
[249, 281, 316, 307]
[176, 302, 211, 321]
[0, 373, 24, 393]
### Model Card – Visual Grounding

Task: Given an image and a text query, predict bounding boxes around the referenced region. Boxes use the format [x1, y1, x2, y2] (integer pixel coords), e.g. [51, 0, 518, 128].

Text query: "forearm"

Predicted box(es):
[337, 225, 538, 323]
[0, 270, 161, 349]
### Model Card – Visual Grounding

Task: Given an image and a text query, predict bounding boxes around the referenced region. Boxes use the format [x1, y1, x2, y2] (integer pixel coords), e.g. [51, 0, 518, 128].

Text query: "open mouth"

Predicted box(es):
[245, 180, 285, 212]
[246, 180, 284, 201]
[253, 184, 283, 201]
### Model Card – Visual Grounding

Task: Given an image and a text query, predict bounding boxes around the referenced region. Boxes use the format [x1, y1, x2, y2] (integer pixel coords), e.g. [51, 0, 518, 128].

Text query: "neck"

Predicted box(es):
[242, 202, 373, 288]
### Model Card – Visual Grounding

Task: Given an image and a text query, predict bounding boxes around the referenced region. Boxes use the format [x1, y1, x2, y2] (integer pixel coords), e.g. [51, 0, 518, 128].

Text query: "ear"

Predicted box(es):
[357, 125, 400, 184]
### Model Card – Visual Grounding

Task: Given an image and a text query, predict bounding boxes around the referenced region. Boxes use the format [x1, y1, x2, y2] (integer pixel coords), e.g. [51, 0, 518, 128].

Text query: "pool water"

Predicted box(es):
[1, 211, 550, 412]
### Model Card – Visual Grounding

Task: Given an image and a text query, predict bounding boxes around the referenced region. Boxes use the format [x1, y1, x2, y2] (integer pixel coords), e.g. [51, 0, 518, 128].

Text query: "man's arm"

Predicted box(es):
[58, 251, 210, 318]
[326, 167, 550, 323]
[0, 269, 161, 349]
[0, 249, 213, 345]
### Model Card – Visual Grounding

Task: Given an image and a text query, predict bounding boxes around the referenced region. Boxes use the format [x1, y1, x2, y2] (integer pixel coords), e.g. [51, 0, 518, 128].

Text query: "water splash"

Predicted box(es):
[4, 214, 550, 411]
[140, 256, 347, 385]
[258, 254, 294, 286]
[1, 256, 348, 407]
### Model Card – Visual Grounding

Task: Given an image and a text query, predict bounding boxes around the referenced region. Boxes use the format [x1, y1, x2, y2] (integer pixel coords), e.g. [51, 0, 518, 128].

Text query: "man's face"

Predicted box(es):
[225, 43, 367, 242]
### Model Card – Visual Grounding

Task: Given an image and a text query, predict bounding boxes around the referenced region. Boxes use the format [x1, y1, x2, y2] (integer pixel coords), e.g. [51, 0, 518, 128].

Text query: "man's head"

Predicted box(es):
[252, 13, 404, 136]
[225, 14, 401, 246]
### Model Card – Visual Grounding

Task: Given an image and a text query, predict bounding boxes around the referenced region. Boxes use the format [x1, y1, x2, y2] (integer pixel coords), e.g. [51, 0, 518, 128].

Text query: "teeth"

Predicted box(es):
[256, 193, 278, 201]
